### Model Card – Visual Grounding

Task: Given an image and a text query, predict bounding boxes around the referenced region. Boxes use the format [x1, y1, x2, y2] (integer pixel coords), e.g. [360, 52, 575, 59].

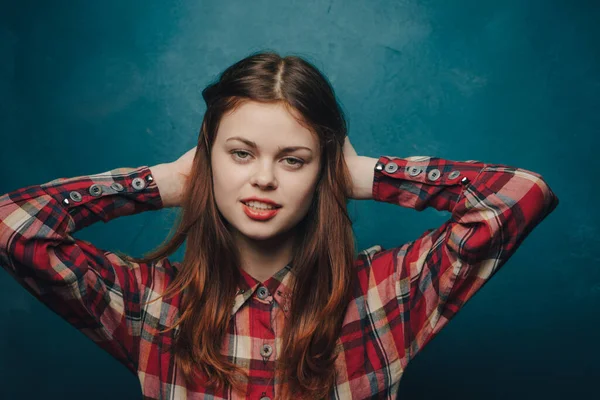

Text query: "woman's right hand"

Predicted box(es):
[151, 146, 198, 208]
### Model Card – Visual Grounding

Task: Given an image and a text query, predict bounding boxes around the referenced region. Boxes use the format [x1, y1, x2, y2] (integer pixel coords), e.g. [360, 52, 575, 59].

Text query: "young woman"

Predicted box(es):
[0, 51, 559, 400]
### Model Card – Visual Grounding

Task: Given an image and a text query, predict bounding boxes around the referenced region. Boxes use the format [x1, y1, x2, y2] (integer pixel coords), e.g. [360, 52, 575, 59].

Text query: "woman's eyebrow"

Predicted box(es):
[226, 136, 313, 153]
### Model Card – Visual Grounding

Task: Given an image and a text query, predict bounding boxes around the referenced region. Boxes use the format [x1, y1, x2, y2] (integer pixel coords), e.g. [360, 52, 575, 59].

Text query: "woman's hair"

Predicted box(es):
[122, 50, 357, 399]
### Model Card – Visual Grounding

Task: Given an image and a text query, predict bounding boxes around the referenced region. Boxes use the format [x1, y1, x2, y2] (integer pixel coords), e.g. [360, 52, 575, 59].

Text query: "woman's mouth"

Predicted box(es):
[241, 201, 281, 221]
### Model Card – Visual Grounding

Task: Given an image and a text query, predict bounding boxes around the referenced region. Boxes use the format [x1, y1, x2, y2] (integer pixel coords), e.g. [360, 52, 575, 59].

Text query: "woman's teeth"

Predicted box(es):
[244, 201, 277, 210]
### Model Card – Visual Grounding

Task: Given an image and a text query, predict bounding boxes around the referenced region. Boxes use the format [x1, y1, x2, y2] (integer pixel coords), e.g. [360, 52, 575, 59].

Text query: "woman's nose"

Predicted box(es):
[250, 164, 278, 189]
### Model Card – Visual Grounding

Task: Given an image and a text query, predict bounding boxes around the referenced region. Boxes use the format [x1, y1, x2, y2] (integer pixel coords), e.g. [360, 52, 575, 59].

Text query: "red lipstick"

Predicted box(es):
[241, 202, 281, 221]
[240, 196, 282, 207]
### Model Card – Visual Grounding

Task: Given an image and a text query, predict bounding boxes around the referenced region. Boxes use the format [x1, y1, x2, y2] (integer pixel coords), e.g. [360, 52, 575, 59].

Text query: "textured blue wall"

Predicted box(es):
[0, 0, 596, 398]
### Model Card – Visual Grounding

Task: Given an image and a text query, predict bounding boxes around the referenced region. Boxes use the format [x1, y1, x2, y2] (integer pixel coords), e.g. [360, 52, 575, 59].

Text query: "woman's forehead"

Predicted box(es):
[217, 102, 319, 151]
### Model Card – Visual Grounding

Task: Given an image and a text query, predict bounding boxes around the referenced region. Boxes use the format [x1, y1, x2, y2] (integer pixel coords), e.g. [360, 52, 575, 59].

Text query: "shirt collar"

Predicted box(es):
[231, 263, 294, 318]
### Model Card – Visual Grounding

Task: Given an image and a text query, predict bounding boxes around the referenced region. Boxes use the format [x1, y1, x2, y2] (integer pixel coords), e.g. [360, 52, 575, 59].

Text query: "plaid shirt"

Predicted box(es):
[0, 155, 559, 399]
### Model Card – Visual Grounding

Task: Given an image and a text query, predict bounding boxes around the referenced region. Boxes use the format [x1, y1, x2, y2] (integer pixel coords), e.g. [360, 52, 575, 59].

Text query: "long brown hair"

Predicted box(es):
[123, 51, 357, 399]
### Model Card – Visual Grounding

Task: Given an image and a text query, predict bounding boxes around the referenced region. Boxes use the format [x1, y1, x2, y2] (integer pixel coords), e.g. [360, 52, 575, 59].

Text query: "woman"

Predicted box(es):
[0, 51, 559, 399]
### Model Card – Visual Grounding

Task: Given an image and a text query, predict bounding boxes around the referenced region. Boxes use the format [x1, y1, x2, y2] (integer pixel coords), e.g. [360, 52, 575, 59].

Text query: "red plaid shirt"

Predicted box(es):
[0, 155, 558, 399]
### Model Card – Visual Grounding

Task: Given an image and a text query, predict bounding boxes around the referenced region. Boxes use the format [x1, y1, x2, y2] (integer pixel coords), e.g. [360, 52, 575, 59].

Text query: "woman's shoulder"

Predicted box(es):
[355, 244, 394, 270]
[112, 253, 182, 297]
[357, 244, 386, 260]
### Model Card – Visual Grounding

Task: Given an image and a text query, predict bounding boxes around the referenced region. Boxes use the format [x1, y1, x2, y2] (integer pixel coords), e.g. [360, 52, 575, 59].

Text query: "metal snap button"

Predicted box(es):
[131, 177, 146, 190]
[110, 182, 124, 192]
[384, 162, 399, 173]
[69, 191, 82, 202]
[89, 184, 103, 197]
[427, 169, 441, 181]
[375, 162, 384, 172]
[407, 166, 422, 177]
[261, 344, 273, 358]
[448, 170, 461, 180]
[257, 286, 269, 300]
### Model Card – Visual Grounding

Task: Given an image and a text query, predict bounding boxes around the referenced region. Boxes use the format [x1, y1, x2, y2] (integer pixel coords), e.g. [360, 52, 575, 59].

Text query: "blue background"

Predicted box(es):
[0, 0, 597, 398]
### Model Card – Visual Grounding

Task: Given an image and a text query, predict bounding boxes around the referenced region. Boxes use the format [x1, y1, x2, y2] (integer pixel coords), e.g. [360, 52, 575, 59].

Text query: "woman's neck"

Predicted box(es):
[233, 228, 296, 283]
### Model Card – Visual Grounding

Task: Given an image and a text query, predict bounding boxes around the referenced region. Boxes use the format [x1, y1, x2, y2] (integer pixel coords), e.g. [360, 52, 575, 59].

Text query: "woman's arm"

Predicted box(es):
[150, 146, 196, 208]
[0, 165, 171, 374]
[345, 155, 378, 200]
[349, 153, 559, 362]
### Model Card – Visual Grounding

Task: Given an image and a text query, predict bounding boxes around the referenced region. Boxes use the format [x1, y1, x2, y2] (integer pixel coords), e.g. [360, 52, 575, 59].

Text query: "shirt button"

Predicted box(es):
[257, 286, 269, 300]
[407, 166, 422, 177]
[69, 191, 82, 202]
[259, 397, 270, 400]
[131, 177, 146, 190]
[89, 184, 103, 197]
[384, 162, 399, 173]
[110, 182, 124, 192]
[427, 168, 441, 181]
[261, 344, 273, 358]
[448, 170, 461, 180]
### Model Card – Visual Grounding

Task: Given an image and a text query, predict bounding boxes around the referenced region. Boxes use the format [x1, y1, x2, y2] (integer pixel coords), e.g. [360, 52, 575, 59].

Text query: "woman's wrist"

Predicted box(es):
[347, 156, 378, 200]
[150, 163, 184, 208]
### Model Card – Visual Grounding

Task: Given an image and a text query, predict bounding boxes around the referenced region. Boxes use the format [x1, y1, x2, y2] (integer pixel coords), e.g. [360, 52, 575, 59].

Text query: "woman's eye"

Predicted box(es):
[230, 150, 304, 168]
[284, 158, 304, 167]
[231, 150, 250, 159]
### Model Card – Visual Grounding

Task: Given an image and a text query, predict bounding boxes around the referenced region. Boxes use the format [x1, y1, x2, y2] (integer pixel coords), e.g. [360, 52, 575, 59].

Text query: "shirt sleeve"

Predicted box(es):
[369, 155, 559, 362]
[0, 165, 166, 374]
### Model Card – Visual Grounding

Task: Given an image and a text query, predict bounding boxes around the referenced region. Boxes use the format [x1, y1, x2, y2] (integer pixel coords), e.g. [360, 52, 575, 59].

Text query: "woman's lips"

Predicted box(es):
[241, 202, 281, 221]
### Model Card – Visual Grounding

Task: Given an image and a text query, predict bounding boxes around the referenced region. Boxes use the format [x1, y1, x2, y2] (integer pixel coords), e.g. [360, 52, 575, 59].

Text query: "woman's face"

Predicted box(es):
[211, 101, 321, 241]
